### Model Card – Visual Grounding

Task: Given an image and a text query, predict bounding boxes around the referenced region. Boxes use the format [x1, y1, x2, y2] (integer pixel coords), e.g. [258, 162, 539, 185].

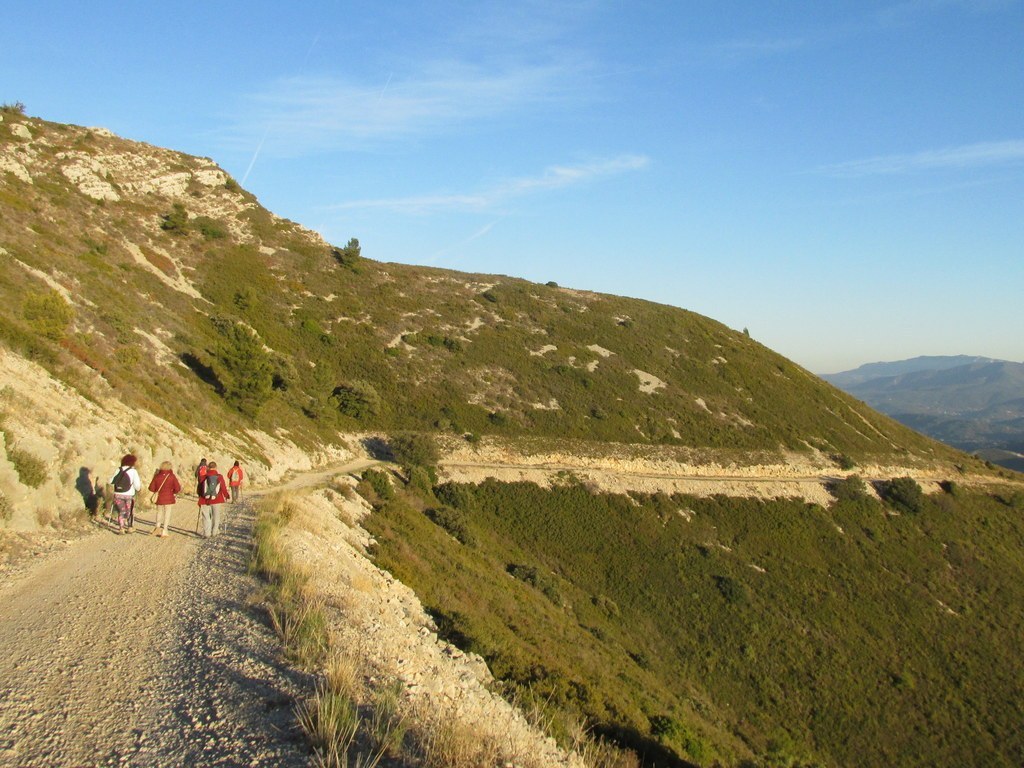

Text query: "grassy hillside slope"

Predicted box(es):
[0, 111, 965, 470]
[364, 472, 1024, 767]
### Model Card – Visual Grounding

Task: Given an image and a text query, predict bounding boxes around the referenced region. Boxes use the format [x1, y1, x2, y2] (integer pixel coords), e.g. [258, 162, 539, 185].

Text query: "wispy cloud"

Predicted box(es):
[327, 155, 650, 214]
[701, 36, 810, 65]
[817, 140, 1024, 177]
[877, 0, 1016, 26]
[223, 60, 583, 156]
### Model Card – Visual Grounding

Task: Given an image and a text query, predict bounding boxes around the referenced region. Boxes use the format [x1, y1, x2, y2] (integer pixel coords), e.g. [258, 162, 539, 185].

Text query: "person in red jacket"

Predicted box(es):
[227, 460, 244, 504]
[148, 461, 182, 538]
[198, 461, 229, 538]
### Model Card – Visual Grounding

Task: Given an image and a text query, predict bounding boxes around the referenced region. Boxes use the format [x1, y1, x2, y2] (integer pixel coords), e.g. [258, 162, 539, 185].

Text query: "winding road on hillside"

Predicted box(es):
[0, 459, 374, 768]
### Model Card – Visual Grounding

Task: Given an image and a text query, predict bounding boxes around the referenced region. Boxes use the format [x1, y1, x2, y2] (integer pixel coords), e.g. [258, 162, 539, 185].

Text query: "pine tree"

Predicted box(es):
[214, 323, 273, 416]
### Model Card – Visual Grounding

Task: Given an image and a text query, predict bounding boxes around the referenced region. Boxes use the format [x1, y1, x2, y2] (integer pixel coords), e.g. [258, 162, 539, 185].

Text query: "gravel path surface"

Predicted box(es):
[0, 496, 311, 767]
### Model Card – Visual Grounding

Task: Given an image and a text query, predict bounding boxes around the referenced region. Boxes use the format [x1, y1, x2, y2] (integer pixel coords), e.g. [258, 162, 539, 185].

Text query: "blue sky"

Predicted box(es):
[3, 0, 1022, 373]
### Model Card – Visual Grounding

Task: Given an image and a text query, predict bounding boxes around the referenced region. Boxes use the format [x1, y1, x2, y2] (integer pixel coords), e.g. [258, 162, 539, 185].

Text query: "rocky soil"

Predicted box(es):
[276, 479, 583, 767]
[0, 495, 310, 767]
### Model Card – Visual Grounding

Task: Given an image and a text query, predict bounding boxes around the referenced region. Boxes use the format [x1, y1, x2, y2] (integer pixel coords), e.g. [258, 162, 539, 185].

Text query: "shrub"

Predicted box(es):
[714, 575, 746, 604]
[1, 101, 26, 114]
[233, 288, 254, 311]
[1000, 491, 1024, 510]
[333, 380, 381, 420]
[650, 716, 709, 762]
[332, 238, 362, 271]
[828, 474, 870, 503]
[434, 482, 479, 513]
[193, 216, 227, 240]
[22, 290, 73, 341]
[0, 491, 12, 522]
[834, 453, 857, 470]
[212, 322, 273, 415]
[408, 465, 436, 496]
[508, 563, 561, 604]
[426, 506, 475, 545]
[361, 469, 395, 503]
[592, 594, 620, 617]
[389, 432, 439, 473]
[877, 476, 924, 514]
[8, 446, 46, 488]
[160, 202, 189, 233]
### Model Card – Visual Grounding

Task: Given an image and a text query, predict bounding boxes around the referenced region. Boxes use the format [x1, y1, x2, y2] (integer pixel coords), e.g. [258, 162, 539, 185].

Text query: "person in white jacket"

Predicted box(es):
[110, 453, 142, 534]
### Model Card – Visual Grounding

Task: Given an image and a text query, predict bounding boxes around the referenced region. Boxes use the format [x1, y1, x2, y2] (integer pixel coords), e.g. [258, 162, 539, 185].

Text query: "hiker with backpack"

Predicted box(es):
[148, 461, 182, 538]
[109, 454, 142, 535]
[195, 458, 208, 497]
[198, 461, 229, 538]
[227, 460, 244, 503]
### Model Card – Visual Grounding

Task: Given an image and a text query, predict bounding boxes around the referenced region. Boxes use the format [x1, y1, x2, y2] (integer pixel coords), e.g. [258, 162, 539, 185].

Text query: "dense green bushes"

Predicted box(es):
[364, 477, 1024, 768]
[212, 321, 273, 415]
[22, 290, 73, 341]
[333, 381, 381, 420]
[388, 432, 438, 473]
[877, 476, 924, 513]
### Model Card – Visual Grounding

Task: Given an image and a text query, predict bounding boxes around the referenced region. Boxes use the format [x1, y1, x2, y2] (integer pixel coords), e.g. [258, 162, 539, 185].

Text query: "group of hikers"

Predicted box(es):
[103, 454, 245, 538]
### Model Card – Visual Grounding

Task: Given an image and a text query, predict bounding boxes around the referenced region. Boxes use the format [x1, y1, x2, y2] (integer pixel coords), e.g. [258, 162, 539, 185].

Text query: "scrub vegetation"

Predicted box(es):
[0, 116, 981, 474]
[362, 471, 1024, 767]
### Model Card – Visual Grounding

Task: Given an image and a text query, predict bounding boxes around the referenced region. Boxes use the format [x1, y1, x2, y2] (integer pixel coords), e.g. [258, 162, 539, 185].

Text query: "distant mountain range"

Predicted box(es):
[823, 356, 1024, 468]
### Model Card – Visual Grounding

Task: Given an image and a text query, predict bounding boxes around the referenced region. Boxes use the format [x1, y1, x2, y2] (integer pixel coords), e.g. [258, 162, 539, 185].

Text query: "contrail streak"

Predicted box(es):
[242, 31, 321, 185]
[241, 126, 270, 186]
[378, 72, 393, 103]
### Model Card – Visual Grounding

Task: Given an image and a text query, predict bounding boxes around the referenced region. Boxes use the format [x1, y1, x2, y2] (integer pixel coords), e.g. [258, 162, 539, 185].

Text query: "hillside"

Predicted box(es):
[0, 110, 967, 484]
[3, 110, 1024, 768]
[823, 357, 1024, 459]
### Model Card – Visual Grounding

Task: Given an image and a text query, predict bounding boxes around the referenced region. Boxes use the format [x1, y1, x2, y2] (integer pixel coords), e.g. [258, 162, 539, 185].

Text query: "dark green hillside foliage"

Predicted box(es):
[365, 477, 1024, 767]
[876, 476, 924, 514]
[210, 321, 273, 416]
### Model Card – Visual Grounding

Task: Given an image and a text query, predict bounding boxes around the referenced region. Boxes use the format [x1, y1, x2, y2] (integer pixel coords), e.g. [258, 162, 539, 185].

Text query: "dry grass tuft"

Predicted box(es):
[297, 686, 361, 768]
[323, 648, 364, 702]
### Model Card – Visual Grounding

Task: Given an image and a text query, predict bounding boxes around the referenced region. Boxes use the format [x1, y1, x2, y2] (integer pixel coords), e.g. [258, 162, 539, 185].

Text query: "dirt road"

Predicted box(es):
[0, 459, 372, 767]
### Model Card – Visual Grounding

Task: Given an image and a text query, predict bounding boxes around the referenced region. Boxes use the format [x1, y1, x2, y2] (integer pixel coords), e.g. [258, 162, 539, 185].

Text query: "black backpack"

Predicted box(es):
[203, 473, 220, 499]
[112, 468, 132, 493]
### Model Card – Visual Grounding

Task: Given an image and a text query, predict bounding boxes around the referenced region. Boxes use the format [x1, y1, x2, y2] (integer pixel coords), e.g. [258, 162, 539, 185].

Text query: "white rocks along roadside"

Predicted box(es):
[278, 480, 585, 767]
